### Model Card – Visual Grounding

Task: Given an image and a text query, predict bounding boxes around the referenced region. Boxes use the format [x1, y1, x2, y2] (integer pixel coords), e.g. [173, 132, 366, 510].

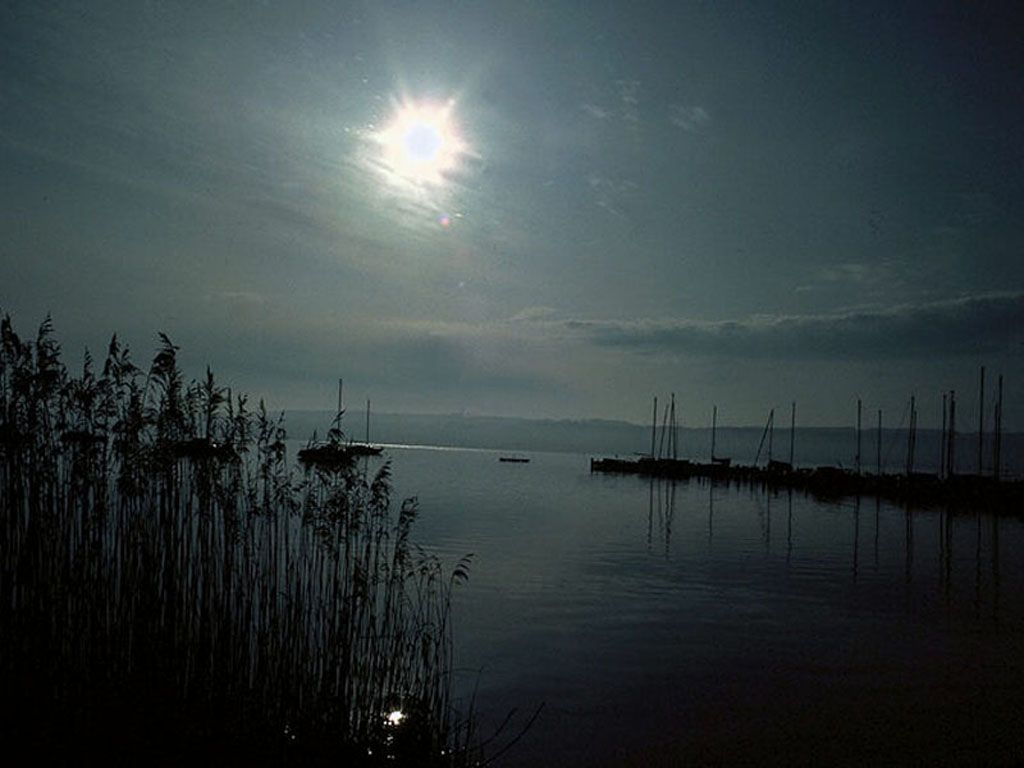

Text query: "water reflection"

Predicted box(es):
[873, 496, 880, 571]
[708, 480, 714, 548]
[638, 476, 1012, 624]
[786, 490, 793, 565]
[940, 506, 953, 608]
[975, 510, 982, 619]
[993, 514, 1000, 621]
[646, 477, 676, 557]
[853, 495, 860, 579]
[388, 448, 1024, 766]
[905, 505, 914, 585]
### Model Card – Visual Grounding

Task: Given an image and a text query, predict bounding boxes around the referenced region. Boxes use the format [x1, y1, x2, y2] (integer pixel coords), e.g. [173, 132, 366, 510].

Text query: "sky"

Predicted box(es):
[2, 0, 1023, 428]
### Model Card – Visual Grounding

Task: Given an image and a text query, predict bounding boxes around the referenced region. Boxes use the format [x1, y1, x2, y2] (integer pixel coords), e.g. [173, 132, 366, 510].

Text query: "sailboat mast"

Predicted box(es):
[910, 396, 917, 474]
[366, 398, 371, 443]
[670, 393, 677, 461]
[905, 395, 916, 476]
[658, 402, 670, 460]
[754, 409, 772, 467]
[940, 393, 947, 480]
[789, 401, 795, 467]
[337, 378, 344, 417]
[947, 390, 956, 478]
[876, 408, 882, 477]
[856, 398, 862, 475]
[651, 396, 658, 458]
[978, 365, 985, 475]
[993, 374, 1003, 481]
[711, 405, 717, 461]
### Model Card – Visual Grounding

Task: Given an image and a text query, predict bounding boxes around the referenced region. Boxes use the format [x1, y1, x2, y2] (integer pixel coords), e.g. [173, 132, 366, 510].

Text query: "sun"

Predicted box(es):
[376, 99, 465, 186]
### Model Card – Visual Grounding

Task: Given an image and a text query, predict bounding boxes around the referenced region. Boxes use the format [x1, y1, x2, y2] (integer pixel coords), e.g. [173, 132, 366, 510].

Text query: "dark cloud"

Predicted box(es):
[564, 293, 1024, 359]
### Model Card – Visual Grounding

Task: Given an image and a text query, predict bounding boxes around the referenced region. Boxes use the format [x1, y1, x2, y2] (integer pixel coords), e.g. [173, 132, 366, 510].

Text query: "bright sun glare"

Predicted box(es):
[377, 100, 465, 186]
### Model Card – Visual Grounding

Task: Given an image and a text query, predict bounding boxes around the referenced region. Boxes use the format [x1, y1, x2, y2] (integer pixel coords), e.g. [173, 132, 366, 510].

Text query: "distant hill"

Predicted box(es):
[284, 410, 650, 456]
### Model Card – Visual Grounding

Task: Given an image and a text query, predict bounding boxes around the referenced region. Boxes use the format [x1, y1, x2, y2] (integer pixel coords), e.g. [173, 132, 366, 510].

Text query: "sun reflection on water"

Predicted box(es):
[386, 708, 406, 726]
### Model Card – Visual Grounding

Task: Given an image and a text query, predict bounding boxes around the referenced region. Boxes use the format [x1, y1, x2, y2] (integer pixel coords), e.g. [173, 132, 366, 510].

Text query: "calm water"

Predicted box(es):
[381, 445, 1024, 766]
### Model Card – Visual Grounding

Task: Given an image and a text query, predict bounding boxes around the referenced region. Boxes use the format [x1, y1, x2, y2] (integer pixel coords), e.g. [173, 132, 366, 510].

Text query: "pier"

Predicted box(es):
[590, 456, 1024, 512]
[593, 377, 1021, 511]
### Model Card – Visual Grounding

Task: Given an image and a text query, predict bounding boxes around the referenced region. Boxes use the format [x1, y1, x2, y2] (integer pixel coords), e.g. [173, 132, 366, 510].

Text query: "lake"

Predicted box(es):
[379, 444, 1024, 766]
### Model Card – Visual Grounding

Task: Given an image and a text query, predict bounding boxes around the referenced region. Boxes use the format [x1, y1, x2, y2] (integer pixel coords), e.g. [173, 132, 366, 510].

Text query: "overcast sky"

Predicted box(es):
[2, 0, 1022, 428]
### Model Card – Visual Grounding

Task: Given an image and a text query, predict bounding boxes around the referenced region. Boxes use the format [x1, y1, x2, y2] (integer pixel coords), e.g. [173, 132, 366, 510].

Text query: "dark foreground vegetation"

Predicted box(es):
[0, 314, 478, 766]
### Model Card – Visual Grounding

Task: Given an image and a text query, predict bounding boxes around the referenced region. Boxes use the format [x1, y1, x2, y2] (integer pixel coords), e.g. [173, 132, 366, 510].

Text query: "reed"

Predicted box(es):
[0, 313, 477, 766]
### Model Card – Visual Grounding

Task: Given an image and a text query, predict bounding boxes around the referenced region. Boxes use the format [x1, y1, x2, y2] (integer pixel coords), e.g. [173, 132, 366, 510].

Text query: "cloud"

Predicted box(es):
[509, 306, 558, 322]
[669, 105, 711, 133]
[586, 173, 638, 217]
[581, 103, 610, 120]
[816, 262, 875, 284]
[615, 79, 641, 124]
[561, 293, 1024, 359]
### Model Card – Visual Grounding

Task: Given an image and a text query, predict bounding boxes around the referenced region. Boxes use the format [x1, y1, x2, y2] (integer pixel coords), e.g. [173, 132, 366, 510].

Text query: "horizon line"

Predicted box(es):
[279, 407, 1023, 435]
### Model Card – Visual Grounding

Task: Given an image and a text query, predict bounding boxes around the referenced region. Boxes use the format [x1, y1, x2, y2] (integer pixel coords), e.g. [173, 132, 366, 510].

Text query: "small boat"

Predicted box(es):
[346, 442, 383, 457]
[499, 456, 530, 463]
[298, 441, 354, 470]
[299, 381, 382, 470]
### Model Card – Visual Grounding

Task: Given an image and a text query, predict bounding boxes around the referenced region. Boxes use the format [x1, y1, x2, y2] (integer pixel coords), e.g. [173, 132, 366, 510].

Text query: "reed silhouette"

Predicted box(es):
[0, 313, 477, 766]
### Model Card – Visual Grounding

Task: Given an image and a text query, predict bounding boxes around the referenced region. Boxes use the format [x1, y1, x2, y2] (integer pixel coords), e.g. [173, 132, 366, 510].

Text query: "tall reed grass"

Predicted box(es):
[0, 314, 477, 765]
